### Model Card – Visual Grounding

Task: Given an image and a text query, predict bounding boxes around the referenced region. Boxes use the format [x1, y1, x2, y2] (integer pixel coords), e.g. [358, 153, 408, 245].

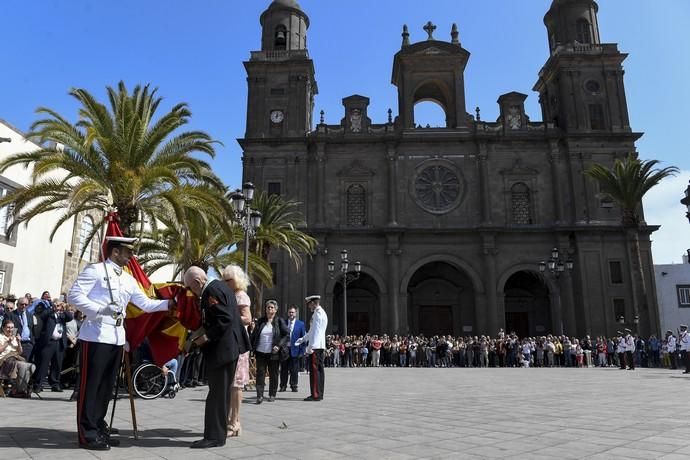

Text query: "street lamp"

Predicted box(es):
[681, 180, 690, 224]
[230, 182, 262, 275]
[327, 249, 361, 338]
[539, 247, 574, 279]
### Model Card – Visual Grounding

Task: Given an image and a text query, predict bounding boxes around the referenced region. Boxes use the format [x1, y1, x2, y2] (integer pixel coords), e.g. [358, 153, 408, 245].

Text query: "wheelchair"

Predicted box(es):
[132, 362, 179, 399]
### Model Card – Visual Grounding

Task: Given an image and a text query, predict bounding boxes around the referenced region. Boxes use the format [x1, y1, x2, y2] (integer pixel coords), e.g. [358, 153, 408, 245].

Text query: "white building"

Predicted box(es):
[0, 119, 99, 297]
[1, 119, 176, 298]
[654, 255, 690, 334]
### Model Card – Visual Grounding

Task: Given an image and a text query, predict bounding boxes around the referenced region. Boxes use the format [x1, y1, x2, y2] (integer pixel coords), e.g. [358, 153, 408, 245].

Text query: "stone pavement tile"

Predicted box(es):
[463, 444, 536, 459]
[639, 436, 690, 448]
[388, 444, 455, 458]
[659, 455, 690, 460]
[586, 436, 629, 447]
[603, 447, 672, 459]
[431, 439, 483, 451]
[530, 446, 605, 459]
[0, 448, 32, 459]
[326, 442, 413, 458]
[627, 440, 687, 454]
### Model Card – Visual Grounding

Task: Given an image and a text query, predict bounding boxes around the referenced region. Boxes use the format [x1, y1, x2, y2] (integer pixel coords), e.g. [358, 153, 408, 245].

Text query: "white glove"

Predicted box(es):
[99, 302, 121, 318]
[305, 345, 313, 355]
[124, 341, 131, 352]
[294, 337, 305, 347]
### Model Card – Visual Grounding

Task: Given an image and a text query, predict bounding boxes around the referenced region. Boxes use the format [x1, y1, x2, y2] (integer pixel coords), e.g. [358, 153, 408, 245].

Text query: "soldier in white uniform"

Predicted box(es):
[295, 295, 328, 401]
[68, 236, 174, 451]
[615, 331, 625, 369]
[679, 325, 690, 373]
[624, 328, 635, 370]
[666, 330, 678, 369]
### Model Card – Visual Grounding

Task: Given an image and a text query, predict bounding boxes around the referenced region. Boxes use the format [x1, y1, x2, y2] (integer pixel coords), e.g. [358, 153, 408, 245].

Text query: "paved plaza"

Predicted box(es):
[2, 367, 690, 459]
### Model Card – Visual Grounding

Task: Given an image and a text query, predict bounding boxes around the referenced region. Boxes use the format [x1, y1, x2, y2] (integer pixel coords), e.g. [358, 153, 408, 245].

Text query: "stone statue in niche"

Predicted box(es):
[350, 108, 362, 132]
[507, 106, 521, 130]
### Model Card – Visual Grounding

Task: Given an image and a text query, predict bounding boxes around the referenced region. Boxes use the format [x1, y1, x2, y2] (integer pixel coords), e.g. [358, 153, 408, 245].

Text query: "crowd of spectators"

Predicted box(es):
[3, 289, 688, 399]
[320, 330, 686, 371]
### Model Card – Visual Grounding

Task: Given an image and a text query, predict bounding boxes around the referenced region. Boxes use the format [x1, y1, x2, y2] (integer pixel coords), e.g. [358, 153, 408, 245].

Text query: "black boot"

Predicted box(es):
[256, 385, 264, 404]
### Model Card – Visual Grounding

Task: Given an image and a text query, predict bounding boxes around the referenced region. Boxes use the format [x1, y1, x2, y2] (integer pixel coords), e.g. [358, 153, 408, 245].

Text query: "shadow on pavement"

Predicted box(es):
[0, 427, 201, 449]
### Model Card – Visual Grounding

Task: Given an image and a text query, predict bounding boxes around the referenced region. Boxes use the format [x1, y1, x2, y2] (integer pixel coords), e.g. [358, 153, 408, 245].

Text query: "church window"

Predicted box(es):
[576, 19, 592, 44]
[79, 215, 95, 261]
[613, 298, 625, 320]
[346, 184, 366, 226]
[589, 104, 605, 130]
[609, 261, 623, 284]
[267, 182, 281, 196]
[413, 164, 462, 214]
[274, 25, 287, 50]
[510, 182, 532, 224]
[0, 181, 17, 246]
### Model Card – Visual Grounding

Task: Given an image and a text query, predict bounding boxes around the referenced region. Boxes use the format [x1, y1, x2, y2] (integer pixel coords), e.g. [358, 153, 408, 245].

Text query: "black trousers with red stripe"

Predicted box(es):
[309, 349, 325, 400]
[77, 340, 122, 444]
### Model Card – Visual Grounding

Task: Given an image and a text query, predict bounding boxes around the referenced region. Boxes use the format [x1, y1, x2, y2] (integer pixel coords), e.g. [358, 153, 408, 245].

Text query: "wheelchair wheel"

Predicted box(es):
[132, 363, 166, 400]
[167, 390, 177, 399]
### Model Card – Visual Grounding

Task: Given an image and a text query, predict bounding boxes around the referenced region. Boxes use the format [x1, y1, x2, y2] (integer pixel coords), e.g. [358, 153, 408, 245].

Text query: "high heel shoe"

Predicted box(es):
[227, 424, 242, 437]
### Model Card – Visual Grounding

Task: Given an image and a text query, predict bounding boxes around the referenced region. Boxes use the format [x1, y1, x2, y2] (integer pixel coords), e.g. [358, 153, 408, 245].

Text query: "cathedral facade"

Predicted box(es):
[240, 0, 660, 338]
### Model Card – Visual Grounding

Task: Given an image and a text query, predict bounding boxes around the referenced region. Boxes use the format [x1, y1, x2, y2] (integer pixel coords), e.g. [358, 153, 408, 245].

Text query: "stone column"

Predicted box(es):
[478, 143, 491, 224]
[482, 234, 498, 334]
[548, 140, 564, 224]
[386, 234, 402, 333]
[315, 143, 326, 226]
[386, 143, 399, 226]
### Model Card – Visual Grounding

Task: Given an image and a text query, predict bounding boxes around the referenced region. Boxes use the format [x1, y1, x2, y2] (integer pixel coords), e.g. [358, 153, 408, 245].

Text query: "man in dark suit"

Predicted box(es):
[279, 305, 306, 392]
[5, 296, 36, 361]
[32, 294, 73, 392]
[183, 266, 248, 449]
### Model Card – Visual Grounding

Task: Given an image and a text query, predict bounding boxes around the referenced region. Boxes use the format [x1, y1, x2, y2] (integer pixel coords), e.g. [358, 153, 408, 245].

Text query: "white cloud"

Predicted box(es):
[642, 171, 690, 264]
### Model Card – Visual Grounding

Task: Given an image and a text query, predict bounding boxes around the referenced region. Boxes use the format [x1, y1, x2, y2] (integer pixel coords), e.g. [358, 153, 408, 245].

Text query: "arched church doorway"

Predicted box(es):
[407, 262, 475, 336]
[332, 273, 380, 336]
[503, 271, 551, 338]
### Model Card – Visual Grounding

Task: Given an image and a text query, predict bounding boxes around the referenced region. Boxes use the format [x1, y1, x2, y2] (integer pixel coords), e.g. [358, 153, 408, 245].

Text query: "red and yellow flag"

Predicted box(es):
[103, 212, 201, 366]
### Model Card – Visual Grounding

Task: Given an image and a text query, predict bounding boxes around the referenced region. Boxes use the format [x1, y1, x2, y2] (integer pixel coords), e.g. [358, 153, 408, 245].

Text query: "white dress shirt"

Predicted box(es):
[303, 305, 328, 352]
[68, 259, 168, 346]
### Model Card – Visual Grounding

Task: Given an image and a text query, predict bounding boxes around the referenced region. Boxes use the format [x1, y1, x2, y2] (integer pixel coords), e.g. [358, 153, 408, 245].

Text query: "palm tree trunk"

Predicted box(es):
[626, 228, 647, 335]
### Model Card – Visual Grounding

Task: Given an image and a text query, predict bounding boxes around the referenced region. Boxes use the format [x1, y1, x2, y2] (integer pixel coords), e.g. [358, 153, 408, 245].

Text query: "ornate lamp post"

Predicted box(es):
[230, 182, 262, 275]
[539, 247, 574, 279]
[327, 249, 361, 338]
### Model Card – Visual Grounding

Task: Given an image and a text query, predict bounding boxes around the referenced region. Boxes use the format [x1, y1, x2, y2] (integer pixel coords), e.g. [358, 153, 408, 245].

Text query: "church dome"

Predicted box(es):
[270, 0, 302, 10]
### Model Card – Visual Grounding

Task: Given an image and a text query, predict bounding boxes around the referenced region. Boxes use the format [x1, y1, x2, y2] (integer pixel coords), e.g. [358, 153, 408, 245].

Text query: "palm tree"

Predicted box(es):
[0, 81, 225, 245]
[585, 155, 678, 334]
[137, 208, 273, 286]
[248, 191, 318, 313]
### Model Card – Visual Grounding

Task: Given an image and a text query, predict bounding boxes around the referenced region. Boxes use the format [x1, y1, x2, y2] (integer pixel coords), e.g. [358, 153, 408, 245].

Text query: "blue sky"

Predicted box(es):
[1, 0, 689, 263]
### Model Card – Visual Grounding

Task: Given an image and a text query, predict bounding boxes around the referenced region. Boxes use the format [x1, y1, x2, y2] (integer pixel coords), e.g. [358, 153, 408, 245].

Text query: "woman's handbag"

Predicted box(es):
[279, 344, 290, 362]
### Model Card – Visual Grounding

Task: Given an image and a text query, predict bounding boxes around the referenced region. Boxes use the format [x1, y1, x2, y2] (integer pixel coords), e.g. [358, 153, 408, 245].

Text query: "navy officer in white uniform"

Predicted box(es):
[295, 295, 328, 401]
[68, 236, 175, 451]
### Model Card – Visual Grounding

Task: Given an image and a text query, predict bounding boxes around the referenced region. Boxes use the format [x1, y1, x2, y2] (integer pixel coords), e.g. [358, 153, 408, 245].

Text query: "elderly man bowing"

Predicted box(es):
[183, 266, 250, 448]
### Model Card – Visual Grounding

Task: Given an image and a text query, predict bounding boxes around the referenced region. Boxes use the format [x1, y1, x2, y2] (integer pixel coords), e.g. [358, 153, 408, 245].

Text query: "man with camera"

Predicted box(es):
[32, 291, 73, 393]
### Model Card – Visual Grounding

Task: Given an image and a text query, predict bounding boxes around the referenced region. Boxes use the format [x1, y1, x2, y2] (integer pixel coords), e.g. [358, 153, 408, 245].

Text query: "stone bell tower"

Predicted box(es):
[244, 0, 318, 138]
[391, 22, 472, 129]
[533, 0, 631, 133]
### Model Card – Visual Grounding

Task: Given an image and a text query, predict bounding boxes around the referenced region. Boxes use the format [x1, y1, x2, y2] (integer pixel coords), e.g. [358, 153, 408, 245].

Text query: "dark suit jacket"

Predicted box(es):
[6, 309, 35, 344]
[286, 319, 306, 357]
[201, 279, 249, 370]
[34, 303, 73, 349]
[251, 316, 289, 358]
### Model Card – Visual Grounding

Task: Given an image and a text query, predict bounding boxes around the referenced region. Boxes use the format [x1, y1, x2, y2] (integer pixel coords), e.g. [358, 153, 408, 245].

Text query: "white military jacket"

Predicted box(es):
[667, 335, 677, 353]
[67, 259, 168, 346]
[303, 305, 328, 352]
[679, 331, 690, 352]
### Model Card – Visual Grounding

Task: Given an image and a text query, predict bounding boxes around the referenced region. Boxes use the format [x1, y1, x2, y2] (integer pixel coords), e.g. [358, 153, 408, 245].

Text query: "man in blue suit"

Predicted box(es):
[279, 305, 306, 392]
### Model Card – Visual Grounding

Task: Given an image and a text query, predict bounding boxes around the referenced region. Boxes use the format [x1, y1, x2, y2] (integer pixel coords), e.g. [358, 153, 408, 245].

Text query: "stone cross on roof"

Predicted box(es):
[423, 21, 436, 40]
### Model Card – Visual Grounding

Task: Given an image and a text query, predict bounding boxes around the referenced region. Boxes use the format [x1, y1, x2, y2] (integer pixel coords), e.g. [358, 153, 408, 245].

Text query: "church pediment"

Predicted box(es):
[337, 160, 376, 178]
[500, 158, 539, 176]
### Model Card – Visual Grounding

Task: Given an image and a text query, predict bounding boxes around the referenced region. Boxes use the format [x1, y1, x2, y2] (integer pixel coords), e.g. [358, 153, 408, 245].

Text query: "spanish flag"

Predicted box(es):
[103, 212, 201, 366]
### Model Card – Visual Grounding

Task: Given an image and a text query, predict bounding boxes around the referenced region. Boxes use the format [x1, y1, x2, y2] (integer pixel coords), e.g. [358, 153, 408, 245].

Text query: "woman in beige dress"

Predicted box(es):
[222, 264, 252, 437]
